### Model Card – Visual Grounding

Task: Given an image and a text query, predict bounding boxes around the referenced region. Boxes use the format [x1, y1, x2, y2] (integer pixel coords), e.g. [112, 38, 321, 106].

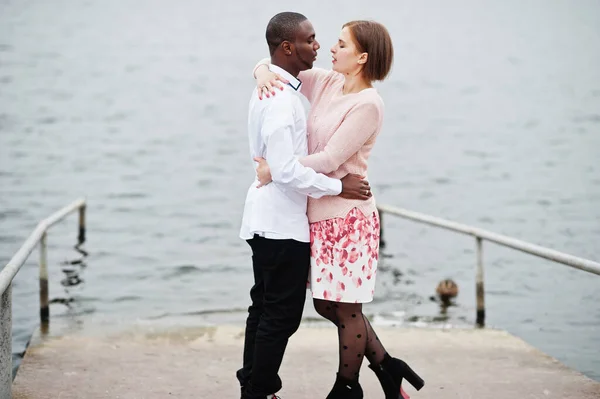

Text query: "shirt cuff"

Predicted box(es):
[333, 179, 342, 195]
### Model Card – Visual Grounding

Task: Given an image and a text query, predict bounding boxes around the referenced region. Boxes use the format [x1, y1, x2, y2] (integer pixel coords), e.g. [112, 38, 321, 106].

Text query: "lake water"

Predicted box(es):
[1, 0, 599, 382]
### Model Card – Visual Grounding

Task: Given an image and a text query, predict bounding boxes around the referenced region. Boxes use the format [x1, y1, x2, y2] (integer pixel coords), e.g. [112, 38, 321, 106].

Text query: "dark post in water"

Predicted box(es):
[39, 232, 49, 329]
[78, 205, 86, 245]
[378, 208, 385, 248]
[476, 237, 485, 327]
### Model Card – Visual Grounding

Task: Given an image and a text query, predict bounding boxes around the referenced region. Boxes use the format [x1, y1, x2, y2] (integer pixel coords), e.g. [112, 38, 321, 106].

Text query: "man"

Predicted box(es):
[237, 12, 371, 399]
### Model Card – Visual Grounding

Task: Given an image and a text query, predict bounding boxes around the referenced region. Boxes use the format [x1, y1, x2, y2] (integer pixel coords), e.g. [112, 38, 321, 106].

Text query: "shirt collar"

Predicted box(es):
[269, 64, 302, 91]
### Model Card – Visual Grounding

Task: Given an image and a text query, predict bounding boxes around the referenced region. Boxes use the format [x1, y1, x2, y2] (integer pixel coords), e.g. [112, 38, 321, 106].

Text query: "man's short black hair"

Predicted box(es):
[266, 12, 308, 55]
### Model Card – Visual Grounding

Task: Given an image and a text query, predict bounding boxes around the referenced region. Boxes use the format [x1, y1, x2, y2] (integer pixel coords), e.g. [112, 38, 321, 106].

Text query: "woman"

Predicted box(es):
[253, 20, 424, 399]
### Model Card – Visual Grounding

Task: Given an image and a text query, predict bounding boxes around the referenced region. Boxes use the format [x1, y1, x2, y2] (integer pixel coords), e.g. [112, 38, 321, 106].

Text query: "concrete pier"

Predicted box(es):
[11, 325, 600, 398]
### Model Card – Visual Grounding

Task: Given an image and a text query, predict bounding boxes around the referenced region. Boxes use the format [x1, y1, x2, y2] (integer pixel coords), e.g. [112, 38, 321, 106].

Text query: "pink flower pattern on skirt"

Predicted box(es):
[309, 208, 380, 303]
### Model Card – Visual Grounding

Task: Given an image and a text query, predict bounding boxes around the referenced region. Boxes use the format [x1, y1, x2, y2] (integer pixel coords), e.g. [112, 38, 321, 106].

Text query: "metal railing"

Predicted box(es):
[0, 198, 86, 399]
[377, 204, 600, 327]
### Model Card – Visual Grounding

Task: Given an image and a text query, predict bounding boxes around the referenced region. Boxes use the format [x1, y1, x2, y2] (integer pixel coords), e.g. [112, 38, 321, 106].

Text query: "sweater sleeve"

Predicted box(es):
[252, 58, 270, 77]
[299, 101, 381, 174]
[298, 68, 333, 103]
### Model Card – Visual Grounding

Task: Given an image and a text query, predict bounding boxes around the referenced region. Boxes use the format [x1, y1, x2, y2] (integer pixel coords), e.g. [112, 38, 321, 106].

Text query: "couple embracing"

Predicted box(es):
[238, 11, 424, 399]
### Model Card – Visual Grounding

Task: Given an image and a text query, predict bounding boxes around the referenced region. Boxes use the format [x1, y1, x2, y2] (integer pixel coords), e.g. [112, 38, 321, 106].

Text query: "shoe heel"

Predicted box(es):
[397, 360, 424, 391]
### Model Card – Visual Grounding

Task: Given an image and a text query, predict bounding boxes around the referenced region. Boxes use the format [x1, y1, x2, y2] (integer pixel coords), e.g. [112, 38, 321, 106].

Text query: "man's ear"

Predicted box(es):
[358, 52, 368, 65]
[282, 41, 293, 56]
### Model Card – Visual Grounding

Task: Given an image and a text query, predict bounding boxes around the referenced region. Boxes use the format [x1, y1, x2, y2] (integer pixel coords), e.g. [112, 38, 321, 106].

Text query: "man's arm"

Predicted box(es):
[261, 98, 342, 199]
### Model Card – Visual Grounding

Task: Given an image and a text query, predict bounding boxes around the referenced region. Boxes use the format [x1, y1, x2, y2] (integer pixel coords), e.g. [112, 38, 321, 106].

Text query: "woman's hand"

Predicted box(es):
[253, 157, 273, 187]
[255, 65, 289, 100]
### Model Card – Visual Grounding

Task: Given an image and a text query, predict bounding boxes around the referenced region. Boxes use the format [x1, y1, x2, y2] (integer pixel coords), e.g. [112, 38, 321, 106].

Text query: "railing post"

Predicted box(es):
[39, 232, 49, 328]
[1, 284, 12, 399]
[78, 205, 86, 245]
[476, 237, 485, 327]
[378, 207, 386, 248]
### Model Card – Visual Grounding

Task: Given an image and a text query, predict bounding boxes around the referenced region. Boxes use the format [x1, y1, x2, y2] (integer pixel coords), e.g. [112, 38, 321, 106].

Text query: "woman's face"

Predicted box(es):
[330, 27, 366, 75]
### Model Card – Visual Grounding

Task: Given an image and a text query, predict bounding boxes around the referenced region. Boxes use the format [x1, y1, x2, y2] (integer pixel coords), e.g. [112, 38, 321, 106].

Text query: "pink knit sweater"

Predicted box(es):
[298, 68, 385, 223]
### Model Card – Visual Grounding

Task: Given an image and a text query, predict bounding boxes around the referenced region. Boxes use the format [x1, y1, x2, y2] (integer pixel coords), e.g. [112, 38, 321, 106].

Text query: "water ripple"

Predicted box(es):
[572, 114, 600, 124]
[113, 295, 142, 303]
[162, 264, 238, 280]
[107, 192, 147, 199]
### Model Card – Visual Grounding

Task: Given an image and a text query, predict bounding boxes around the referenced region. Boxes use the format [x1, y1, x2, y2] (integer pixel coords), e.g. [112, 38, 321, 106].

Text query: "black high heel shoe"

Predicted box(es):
[368, 354, 424, 398]
[325, 373, 364, 399]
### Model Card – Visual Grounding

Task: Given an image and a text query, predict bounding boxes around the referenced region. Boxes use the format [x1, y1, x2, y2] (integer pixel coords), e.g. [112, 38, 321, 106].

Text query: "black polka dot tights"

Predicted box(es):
[314, 298, 387, 381]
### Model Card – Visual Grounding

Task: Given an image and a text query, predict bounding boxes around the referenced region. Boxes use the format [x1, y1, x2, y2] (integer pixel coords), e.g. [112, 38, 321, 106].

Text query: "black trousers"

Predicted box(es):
[237, 235, 310, 398]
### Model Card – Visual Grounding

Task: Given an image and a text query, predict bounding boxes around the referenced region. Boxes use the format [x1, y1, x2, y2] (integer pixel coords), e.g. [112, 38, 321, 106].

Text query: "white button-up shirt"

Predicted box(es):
[239, 64, 342, 243]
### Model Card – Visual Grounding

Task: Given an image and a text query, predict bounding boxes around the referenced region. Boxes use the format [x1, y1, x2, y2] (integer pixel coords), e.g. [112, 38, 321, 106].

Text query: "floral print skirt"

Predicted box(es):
[308, 207, 380, 303]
